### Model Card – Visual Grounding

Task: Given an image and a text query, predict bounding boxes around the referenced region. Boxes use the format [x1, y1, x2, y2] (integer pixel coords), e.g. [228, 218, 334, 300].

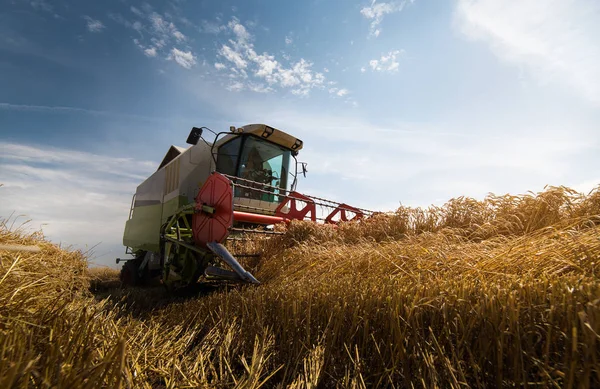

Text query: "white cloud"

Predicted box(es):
[285, 36, 293, 45]
[151, 38, 166, 48]
[149, 12, 186, 42]
[303, 131, 592, 186]
[221, 104, 597, 211]
[255, 54, 278, 78]
[169, 48, 196, 69]
[220, 45, 248, 69]
[360, 1, 406, 37]
[84, 16, 105, 33]
[0, 142, 156, 266]
[122, 6, 194, 63]
[0, 103, 160, 122]
[133, 38, 147, 54]
[30, 0, 53, 13]
[144, 47, 157, 57]
[248, 83, 273, 93]
[227, 81, 245, 91]
[215, 18, 334, 96]
[229, 18, 251, 42]
[367, 50, 403, 72]
[130, 6, 144, 17]
[200, 20, 226, 34]
[149, 12, 169, 34]
[172, 30, 185, 41]
[278, 68, 300, 87]
[455, 0, 600, 106]
[291, 88, 310, 97]
[214, 62, 226, 70]
[328, 88, 351, 99]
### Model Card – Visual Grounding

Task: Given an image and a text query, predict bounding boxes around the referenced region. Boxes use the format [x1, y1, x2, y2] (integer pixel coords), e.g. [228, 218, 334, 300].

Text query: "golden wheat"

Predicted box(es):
[1, 186, 599, 388]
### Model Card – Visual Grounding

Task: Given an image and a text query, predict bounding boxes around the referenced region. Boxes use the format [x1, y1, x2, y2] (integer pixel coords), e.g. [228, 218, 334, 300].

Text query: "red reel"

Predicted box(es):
[192, 173, 234, 247]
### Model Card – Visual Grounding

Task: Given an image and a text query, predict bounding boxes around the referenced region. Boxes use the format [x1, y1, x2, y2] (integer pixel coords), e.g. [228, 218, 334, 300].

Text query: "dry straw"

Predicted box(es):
[1, 185, 599, 388]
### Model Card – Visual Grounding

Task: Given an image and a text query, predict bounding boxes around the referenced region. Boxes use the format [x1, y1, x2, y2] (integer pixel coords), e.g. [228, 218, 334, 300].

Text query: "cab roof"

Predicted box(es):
[214, 124, 303, 152]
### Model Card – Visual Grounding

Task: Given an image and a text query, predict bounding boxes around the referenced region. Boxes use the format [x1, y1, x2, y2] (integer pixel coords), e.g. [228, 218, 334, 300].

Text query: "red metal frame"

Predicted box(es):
[274, 191, 316, 222]
[324, 203, 364, 224]
[192, 173, 368, 245]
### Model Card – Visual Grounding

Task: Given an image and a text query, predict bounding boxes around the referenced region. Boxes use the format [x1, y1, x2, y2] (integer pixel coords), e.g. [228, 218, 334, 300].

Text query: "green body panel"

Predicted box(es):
[123, 195, 189, 252]
[123, 203, 163, 252]
[162, 195, 189, 223]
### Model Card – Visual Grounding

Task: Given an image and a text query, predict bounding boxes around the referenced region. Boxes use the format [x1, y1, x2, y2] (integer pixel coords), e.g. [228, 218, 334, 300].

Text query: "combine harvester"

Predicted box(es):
[119, 124, 373, 287]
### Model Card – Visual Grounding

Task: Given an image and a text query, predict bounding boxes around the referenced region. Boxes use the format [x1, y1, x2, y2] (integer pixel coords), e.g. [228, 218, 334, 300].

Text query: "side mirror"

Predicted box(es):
[186, 127, 203, 145]
[300, 162, 308, 178]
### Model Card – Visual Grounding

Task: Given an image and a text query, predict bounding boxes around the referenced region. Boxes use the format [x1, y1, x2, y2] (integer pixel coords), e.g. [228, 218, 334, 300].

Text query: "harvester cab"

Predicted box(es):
[119, 124, 372, 288]
[213, 125, 299, 210]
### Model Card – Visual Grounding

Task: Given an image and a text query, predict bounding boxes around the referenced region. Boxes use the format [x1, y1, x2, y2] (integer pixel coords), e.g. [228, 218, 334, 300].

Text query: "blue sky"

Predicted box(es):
[1, 0, 599, 267]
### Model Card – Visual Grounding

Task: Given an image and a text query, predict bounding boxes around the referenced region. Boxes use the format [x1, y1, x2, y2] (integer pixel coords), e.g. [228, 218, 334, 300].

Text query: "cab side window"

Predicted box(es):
[216, 137, 242, 175]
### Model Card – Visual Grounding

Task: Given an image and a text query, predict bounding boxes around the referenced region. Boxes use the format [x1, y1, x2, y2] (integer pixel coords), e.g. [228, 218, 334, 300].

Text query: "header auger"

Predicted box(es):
[119, 124, 373, 288]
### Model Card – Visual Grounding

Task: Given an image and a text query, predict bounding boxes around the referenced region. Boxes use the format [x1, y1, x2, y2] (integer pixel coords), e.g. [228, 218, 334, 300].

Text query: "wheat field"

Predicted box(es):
[1, 186, 599, 388]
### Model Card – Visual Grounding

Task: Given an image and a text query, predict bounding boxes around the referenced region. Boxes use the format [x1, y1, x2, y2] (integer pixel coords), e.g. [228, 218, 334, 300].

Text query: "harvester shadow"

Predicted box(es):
[89, 278, 231, 319]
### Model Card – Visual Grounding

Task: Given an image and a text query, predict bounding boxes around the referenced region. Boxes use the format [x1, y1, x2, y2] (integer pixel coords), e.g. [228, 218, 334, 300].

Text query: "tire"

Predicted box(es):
[120, 260, 140, 287]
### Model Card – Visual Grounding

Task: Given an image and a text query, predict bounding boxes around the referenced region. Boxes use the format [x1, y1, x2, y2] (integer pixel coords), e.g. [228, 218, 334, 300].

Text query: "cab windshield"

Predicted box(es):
[216, 135, 292, 202]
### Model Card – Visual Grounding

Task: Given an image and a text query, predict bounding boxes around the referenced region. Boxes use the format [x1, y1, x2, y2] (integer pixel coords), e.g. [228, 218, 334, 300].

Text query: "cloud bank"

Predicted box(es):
[455, 0, 600, 106]
[0, 142, 156, 266]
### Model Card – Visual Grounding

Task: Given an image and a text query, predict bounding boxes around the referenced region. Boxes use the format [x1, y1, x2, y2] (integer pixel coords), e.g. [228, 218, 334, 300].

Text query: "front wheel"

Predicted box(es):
[120, 260, 142, 287]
